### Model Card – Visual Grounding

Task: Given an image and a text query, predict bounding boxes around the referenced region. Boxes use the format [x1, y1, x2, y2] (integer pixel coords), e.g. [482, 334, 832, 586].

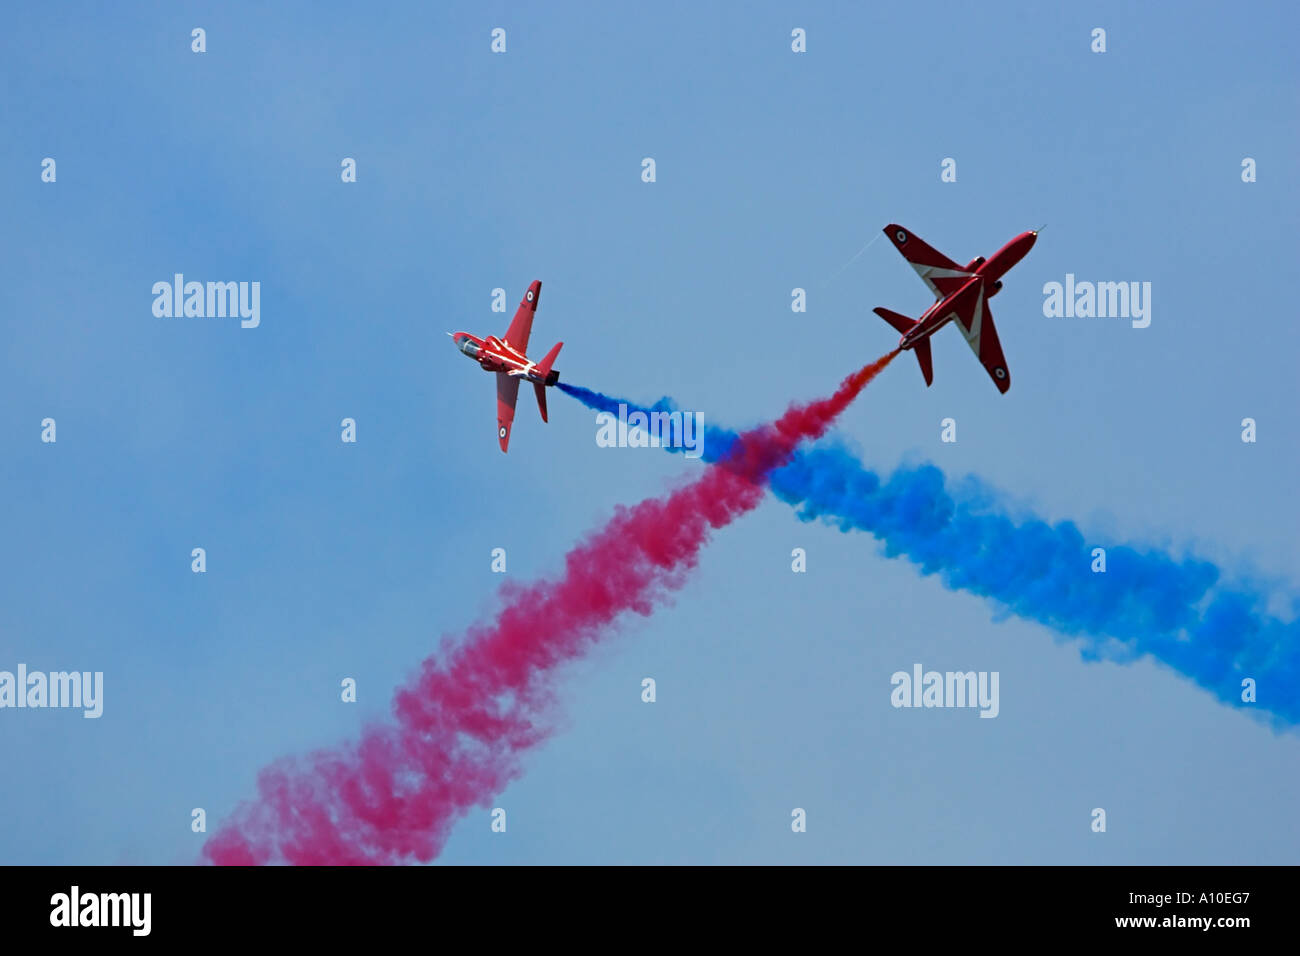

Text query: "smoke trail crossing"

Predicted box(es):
[203, 353, 897, 865]
[557, 385, 1300, 727]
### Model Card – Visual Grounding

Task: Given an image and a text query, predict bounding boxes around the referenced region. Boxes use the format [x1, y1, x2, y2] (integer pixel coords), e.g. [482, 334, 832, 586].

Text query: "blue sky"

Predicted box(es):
[2, 0, 1297, 863]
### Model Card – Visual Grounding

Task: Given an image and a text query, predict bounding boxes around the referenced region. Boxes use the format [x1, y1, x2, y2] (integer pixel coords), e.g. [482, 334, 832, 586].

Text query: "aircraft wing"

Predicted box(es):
[502, 280, 541, 356]
[496, 372, 521, 452]
[947, 283, 1011, 394]
[883, 224, 973, 300]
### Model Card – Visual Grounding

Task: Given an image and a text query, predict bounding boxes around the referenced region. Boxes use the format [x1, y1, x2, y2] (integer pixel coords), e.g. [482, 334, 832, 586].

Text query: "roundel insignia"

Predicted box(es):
[499, 426, 507, 438]
[994, 367, 1007, 379]
[895, 229, 907, 243]
[526, 290, 534, 302]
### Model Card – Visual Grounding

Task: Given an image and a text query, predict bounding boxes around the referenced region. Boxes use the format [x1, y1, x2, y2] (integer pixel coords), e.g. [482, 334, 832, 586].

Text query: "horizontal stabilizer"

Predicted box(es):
[534, 383, 549, 422]
[873, 306, 916, 336]
[913, 337, 934, 387]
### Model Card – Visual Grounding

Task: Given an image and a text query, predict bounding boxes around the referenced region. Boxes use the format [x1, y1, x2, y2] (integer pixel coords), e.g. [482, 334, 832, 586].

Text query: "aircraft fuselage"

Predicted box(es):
[900, 230, 1037, 352]
[452, 332, 559, 386]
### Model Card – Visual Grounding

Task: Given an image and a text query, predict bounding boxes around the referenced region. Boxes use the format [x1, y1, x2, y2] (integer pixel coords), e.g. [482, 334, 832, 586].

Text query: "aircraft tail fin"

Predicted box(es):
[534, 383, 549, 422]
[913, 337, 934, 387]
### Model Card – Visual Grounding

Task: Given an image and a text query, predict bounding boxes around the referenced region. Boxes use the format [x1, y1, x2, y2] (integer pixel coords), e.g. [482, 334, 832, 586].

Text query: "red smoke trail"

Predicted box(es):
[203, 351, 897, 865]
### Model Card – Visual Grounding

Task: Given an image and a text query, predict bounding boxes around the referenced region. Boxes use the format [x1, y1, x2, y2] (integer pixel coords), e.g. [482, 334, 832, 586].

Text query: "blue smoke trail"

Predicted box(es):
[557, 382, 1299, 728]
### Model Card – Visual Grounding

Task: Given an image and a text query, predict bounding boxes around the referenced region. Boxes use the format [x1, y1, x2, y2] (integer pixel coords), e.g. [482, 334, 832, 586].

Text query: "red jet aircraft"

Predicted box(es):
[451, 280, 563, 452]
[874, 223, 1037, 393]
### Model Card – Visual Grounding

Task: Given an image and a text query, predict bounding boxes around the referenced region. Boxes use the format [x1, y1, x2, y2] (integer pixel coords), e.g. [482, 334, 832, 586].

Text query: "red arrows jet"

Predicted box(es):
[451, 280, 563, 452]
[874, 224, 1037, 393]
